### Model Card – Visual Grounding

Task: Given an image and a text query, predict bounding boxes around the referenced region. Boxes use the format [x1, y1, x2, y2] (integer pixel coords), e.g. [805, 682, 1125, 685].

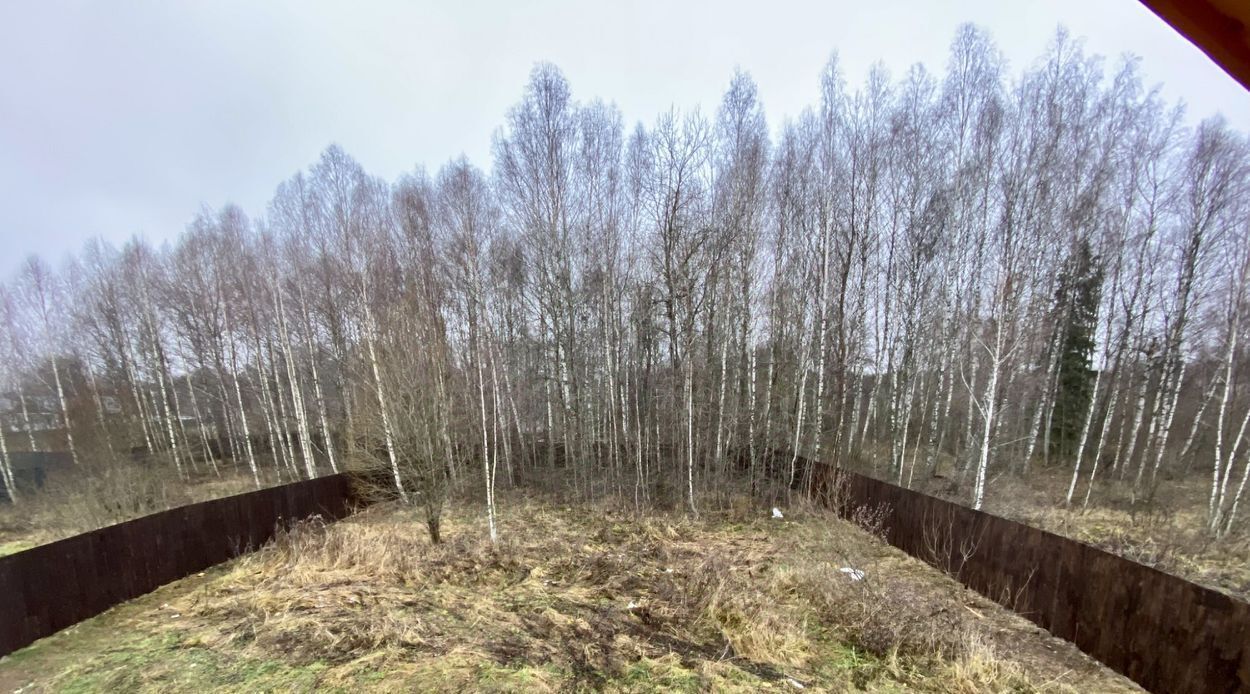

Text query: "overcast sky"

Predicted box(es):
[2, 0, 1247, 276]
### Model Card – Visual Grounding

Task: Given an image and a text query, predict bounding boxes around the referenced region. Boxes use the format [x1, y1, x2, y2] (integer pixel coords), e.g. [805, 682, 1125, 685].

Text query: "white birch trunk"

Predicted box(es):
[1066, 366, 1104, 505]
[152, 351, 183, 477]
[972, 314, 1007, 511]
[1115, 364, 1150, 478]
[298, 284, 338, 473]
[810, 229, 832, 474]
[473, 318, 496, 541]
[686, 356, 696, 516]
[0, 423, 16, 502]
[1177, 376, 1221, 473]
[1084, 368, 1126, 509]
[1143, 359, 1185, 491]
[275, 286, 316, 478]
[363, 300, 406, 502]
[185, 374, 220, 476]
[49, 360, 79, 466]
[16, 387, 36, 452]
[255, 350, 291, 479]
[1215, 404, 1250, 533]
[228, 345, 259, 487]
[713, 335, 729, 473]
[123, 349, 153, 453]
[83, 360, 117, 462]
[1211, 326, 1240, 528]
[1021, 332, 1062, 471]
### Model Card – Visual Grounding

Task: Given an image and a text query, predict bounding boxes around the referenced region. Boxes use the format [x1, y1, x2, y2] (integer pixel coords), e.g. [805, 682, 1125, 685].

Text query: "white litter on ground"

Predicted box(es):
[839, 567, 865, 581]
[772, 507, 784, 519]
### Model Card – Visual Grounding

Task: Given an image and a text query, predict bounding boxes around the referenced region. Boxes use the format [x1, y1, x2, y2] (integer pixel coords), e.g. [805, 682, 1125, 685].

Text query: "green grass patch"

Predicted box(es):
[49, 633, 331, 693]
[0, 540, 34, 557]
[616, 655, 704, 692]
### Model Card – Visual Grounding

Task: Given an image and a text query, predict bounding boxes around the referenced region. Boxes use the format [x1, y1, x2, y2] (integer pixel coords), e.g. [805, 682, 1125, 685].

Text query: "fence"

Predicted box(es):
[0, 472, 356, 657]
[819, 465, 1250, 694]
[3, 465, 1248, 692]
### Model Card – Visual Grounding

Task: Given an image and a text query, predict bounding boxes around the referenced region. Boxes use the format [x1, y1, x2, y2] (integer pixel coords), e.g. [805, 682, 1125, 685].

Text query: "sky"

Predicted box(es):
[1, 0, 1248, 276]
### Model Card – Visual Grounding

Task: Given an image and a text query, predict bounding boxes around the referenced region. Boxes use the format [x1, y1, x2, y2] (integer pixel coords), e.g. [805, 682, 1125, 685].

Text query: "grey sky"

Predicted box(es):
[2, 0, 1247, 275]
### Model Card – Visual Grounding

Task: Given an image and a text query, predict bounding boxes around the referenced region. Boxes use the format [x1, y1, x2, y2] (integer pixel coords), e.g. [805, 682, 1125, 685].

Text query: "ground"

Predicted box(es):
[0, 495, 1137, 693]
[0, 465, 272, 551]
[0, 540, 34, 558]
[6, 453, 1248, 604]
[900, 460, 1250, 601]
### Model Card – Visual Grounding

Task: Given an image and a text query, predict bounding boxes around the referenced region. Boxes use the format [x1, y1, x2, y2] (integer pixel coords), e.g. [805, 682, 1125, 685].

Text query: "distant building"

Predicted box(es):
[0, 391, 120, 433]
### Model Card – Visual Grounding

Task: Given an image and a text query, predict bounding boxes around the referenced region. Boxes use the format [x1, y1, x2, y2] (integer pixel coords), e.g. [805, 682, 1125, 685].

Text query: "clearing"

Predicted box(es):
[0, 496, 1138, 692]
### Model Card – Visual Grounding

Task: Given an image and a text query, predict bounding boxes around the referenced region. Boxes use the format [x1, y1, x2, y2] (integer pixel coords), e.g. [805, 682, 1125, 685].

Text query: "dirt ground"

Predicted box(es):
[0, 495, 1138, 693]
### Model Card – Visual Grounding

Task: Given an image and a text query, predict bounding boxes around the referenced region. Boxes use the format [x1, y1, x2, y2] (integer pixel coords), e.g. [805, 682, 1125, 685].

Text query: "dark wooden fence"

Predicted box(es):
[4, 463, 1249, 692]
[0, 473, 356, 657]
[817, 465, 1250, 694]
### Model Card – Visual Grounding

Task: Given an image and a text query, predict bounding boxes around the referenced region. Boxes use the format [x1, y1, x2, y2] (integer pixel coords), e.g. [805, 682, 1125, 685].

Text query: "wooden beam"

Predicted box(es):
[1138, 0, 1250, 91]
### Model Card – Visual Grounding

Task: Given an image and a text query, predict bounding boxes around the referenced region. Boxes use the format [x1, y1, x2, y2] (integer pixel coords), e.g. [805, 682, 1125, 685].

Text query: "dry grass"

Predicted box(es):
[957, 469, 1250, 601]
[2, 494, 1138, 692]
[0, 460, 279, 550]
[870, 445, 1250, 602]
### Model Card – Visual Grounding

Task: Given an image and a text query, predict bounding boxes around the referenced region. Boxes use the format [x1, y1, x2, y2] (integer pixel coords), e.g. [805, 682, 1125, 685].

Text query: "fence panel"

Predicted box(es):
[823, 465, 1250, 693]
[6, 463, 1250, 692]
[0, 473, 355, 657]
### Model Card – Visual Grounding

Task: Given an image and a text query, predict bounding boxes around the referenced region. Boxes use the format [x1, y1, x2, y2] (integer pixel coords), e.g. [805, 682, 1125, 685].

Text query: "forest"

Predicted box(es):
[1, 24, 1248, 560]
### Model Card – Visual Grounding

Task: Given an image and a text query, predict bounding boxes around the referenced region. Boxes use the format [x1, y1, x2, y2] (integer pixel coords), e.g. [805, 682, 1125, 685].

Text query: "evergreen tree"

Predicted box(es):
[1050, 239, 1103, 459]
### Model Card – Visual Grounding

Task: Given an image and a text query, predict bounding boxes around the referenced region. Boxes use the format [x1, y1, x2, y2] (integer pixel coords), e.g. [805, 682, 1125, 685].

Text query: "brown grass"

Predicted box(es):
[863, 444, 1250, 602]
[0, 460, 271, 549]
[2, 494, 1135, 692]
[949, 468, 1250, 600]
